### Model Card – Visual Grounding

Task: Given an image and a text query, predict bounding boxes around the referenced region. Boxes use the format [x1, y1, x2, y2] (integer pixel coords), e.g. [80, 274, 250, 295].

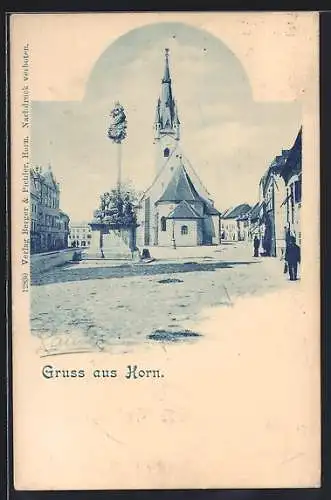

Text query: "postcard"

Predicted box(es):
[10, 12, 320, 490]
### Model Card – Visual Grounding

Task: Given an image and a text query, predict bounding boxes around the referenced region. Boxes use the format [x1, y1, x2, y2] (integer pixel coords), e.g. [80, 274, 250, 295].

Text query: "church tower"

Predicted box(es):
[154, 49, 180, 173]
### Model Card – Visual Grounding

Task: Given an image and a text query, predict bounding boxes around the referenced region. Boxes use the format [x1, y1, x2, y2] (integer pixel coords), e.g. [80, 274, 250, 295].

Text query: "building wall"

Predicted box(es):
[237, 219, 250, 241]
[173, 220, 198, 247]
[156, 202, 176, 246]
[197, 219, 204, 245]
[30, 167, 70, 254]
[69, 223, 92, 247]
[256, 133, 302, 258]
[155, 134, 179, 174]
[261, 170, 301, 258]
[285, 174, 302, 245]
[157, 218, 200, 247]
[273, 174, 287, 257]
[222, 219, 249, 242]
[139, 200, 203, 247]
[248, 219, 261, 240]
[157, 219, 174, 246]
[221, 218, 238, 241]
[137, 149, 216, 248]
[201, 216, 214, 245]
[211, 215, 220, 244]
[263, 178, 276, 256]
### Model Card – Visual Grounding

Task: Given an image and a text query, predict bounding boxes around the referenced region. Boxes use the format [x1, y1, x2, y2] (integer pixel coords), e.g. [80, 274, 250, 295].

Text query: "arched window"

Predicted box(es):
[181, 225, 188, 235]
[161, 216, 167, 232]
[164, 148, 170, 157]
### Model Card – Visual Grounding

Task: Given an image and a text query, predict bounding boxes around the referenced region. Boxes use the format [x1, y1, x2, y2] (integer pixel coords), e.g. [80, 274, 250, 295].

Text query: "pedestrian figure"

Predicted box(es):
[285, 236, 301, 281]
[253, 236, 260, 257]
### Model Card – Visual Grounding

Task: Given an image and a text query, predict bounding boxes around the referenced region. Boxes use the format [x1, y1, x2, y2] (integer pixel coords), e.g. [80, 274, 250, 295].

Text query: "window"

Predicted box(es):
[161, 216, 167, 232]
[164, 148, 170, 157]
[181, 225, 188, 235]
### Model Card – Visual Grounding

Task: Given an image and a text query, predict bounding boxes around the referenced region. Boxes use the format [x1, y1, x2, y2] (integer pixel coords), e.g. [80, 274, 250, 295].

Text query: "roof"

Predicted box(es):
[59, 209, 70, 219]
[247, 202, 261, 220]
[42, 167, 58, 188]
[157, 164, 202, 203]
[167, 200, 202, 220]
[260, 148, 292, 194]
[220, 207, 233, 218]
[221, 203, 252, 219]
[204, 201, 220, 216]
[69, 221, 90, 227]
[31, 165, 60, 191]
[281, 127, 302, 183]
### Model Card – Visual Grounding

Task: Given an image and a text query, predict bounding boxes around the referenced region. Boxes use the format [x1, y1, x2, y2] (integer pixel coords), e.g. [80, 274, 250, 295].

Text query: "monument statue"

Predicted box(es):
[87, 101, 139, 260]
[93, 188, 136, 226]
[107, 102, 127, 144]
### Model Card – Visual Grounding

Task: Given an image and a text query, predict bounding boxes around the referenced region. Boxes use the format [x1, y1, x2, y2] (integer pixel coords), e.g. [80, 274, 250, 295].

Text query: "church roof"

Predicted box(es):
[167, 200, 202, 219]
[157, 164, 202, 203]
[203, 200, 220, 216]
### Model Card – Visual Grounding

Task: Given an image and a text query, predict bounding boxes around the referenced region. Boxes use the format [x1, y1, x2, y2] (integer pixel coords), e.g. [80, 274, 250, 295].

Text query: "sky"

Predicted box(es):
[31, 21, 302, 222]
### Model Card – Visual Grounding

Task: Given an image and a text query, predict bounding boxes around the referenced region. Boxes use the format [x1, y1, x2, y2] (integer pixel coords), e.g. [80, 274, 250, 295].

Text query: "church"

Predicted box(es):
[136, 49, 221, 248]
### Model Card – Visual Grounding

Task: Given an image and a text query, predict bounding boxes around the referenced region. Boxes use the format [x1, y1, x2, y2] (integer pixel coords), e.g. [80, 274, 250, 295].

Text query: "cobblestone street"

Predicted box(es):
[31, 242, 298, 355]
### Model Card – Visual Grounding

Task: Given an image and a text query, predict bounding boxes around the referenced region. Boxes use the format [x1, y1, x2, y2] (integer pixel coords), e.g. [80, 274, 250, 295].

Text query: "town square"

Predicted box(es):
[31, 240, 300, 356]
[29, 25, 302, 354]
[11, 13, 321, 491]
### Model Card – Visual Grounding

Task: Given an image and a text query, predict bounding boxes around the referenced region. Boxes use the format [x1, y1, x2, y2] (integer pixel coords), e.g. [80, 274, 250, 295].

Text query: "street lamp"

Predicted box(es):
[171, 220, 176, 249]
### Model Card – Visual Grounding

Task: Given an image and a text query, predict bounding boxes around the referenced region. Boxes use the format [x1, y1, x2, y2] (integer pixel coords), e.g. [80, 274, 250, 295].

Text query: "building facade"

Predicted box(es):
[280, 128, 302, 246]
[69, 222, 92, 247]
[259, 150, 290, 257]
[30, 165, 70, 254]
[137, 49, 221, 248]
[220, 204, 252, 241]
[254, 127, 302, 257]
[245, 202, 262, 240]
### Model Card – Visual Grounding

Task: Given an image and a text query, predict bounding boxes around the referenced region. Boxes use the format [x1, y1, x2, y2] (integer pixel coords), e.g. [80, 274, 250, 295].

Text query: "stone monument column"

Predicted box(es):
[84, 102, 140, 261]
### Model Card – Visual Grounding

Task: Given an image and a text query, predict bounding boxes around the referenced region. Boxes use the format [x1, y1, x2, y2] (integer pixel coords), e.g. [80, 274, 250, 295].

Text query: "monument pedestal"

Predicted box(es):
[86, 230, 102, 259]
[84, 222, 138, 260]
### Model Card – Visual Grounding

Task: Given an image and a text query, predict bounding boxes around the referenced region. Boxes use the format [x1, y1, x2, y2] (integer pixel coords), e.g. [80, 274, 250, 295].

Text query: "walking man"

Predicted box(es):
[253, 235, 260, 257]
[285, 236, 301, 281]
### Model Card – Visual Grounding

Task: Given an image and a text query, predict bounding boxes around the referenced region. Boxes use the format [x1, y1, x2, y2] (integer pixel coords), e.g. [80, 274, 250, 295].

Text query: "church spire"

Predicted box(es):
[154, 49, 180, 141]
[162, 48, 171, 83]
